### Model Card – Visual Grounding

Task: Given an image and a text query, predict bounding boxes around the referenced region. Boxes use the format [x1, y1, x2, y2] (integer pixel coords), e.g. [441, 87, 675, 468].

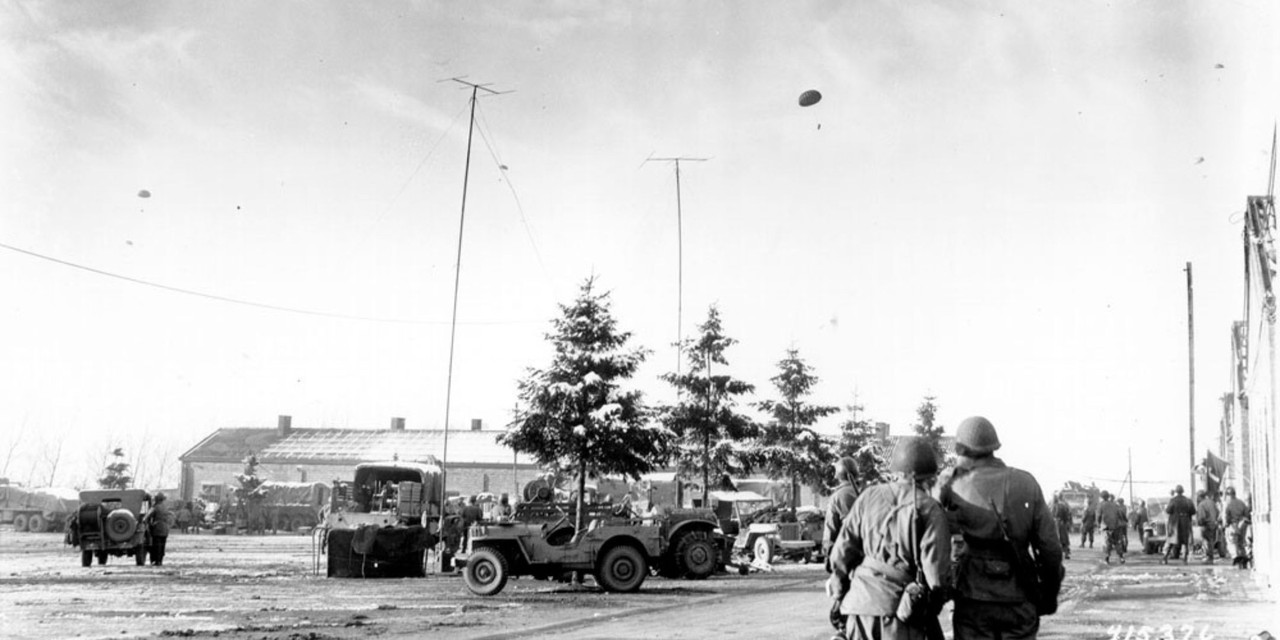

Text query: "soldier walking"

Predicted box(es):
[1051, 493, 1072, 561]
[1096, 492, 1127, 564]
[937, 416, 1064, 640]
[1162, 485, 1196, 564]
[1223, 487, 1251, 568]
[827, 437, 951, 640]
[1079, 500, 1096, 549]
[1131, 500, 1149, 548]
[824, 457, 863, 635]
[1195, 490, 1221, 564]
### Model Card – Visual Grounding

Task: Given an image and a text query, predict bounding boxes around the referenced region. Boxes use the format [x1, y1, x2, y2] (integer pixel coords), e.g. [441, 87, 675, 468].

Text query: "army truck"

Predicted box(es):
[0, 484, 78, 533]
[68, 489, 151, 567]
[462, 500, 725, 596]
[323, 460, 444, 578]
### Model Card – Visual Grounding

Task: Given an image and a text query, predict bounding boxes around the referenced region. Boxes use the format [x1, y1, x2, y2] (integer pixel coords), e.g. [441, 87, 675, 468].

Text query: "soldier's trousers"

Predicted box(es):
[149, 535, 167, 565]
[953, 599, 1039, 640]
[1103, 528, 1125, 558]
[1201, 526, 1219, 560]
[844, 613, 944, 640]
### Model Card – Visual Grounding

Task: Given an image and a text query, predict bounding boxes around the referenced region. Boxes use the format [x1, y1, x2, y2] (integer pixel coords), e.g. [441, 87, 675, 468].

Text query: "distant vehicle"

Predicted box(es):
[710, 490, 817, 570]
[0, 484, 78, 533]
[323, 460, 444, 578]
[68, 489, 151, 567]
[1142, 496, 1203, 556]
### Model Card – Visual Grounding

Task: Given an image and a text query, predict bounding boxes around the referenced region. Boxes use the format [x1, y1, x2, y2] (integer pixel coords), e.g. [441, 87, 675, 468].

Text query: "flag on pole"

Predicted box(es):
[1203, 451, 1229, 498]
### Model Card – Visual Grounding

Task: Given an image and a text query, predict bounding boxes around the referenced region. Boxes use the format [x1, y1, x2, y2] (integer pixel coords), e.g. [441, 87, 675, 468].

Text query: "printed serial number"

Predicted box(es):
[1106, 625, 1214, 640]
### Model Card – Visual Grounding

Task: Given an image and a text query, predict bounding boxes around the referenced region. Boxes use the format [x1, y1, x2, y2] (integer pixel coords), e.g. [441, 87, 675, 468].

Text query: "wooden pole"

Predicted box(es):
[1186, 262, 1196, 498]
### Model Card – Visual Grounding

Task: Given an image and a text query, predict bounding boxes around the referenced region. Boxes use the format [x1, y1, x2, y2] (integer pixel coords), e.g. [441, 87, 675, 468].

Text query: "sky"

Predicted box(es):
[3, 1, 1278, 496]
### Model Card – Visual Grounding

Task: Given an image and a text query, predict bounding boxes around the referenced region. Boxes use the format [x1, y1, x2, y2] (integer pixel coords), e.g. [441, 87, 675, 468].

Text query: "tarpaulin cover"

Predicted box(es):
[0, 486, 79, 514]
[258, 482, 330, 506]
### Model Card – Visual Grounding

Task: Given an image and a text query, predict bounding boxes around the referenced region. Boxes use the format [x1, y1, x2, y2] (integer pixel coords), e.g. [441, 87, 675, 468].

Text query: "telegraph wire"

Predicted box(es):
[0, 240, 535, 326]
[473, 101, 552, 287]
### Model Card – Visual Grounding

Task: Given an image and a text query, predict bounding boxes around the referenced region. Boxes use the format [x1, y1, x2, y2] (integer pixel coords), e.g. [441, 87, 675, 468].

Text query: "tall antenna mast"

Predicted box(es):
[437, 77, 510, 535]
[644, 155, 708, 391]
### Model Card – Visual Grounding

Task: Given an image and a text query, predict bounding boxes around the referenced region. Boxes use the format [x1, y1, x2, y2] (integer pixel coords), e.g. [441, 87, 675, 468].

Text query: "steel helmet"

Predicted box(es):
[834, 457, 858, 483]
[1100, 491, 1111, 500]
[1225, 487, 1236, 497]
[890, 436, 939, 478]
[955, 416, 1002, 455]
[1174, 485, 1184, 495]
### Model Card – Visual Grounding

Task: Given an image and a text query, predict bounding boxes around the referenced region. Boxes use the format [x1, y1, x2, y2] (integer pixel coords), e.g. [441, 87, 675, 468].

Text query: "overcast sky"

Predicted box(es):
[3, 1, 1278, 494]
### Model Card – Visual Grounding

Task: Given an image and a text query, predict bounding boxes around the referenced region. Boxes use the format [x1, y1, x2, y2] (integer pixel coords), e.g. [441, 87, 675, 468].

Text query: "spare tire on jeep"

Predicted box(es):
[105, 509, 137, 543]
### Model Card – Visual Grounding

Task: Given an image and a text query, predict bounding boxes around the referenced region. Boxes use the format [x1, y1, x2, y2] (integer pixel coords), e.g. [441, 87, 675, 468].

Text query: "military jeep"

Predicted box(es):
[462, 501, 724, 596]
[68, 489, 151, 567]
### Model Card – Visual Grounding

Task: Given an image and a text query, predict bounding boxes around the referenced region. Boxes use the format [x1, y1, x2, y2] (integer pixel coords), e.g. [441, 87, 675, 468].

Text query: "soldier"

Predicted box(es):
[824, 457, 862, 563]
[1195, 490, 1221, 564]
[1162, 485, 1196, 564]
[937, 416, 1064, 640]
[1079, 499, 1096, 549]
[1096, 491, 1127, 564]
[827, 437, 951, 640]
[143, 493, 175, 566]
[1051, 493, 1072, 561]
[1223, 487, 1251, 568]
[1131, 500, 1149, 548]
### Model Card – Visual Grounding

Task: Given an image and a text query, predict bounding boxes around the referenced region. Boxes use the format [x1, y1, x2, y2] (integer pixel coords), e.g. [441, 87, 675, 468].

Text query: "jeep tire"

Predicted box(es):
[596, 545, 647, 593]
[464, 547, 509, 597]
[81, 549, 93, 567]
[753, 536, 773, 564]
[672, 530, 716, 580]
[96, 550, 108, 565]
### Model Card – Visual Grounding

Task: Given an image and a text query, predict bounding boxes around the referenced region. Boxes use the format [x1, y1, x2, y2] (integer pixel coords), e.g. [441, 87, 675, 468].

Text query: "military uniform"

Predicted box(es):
[1224, 495, 1251, 567]
[144, 498, 175, 566]
[825, 480, 860, 562]
[1163, 493, 1196, 563]
[1131, 504, 1149, 546]
[1051, 499, 1072, 560]
[1096, 499, 1127, 563]
[828, 480, 951, 640]
[937, 456, 1063, 640]
[1195, 496, 1220, 563]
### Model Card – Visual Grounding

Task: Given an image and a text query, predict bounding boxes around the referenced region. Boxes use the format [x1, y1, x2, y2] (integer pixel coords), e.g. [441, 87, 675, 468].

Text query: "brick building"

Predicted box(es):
[178, 415, 540, 503]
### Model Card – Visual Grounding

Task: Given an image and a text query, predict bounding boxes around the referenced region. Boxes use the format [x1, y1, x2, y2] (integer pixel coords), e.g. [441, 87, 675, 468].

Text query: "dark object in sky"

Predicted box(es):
[137, 189, 151, 198]
[1215, 63, 1225, 69]
[798, 89, 822, 107]
[1195, 157, 1205, 165]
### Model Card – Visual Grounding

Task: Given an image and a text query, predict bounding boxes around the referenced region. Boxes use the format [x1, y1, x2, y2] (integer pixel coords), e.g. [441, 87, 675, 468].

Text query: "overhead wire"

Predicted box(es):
[473, 101, 553, 289]
[0, 240, 536, 326]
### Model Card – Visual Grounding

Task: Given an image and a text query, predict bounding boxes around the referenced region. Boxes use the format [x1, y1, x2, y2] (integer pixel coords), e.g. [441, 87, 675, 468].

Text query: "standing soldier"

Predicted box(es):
[1223, 487, 1251, 568]
[1131, 500, 1149, 549]
[827, 437, 951, 640]
[824, 457, 862, 636]
[1096, 492, 1127, 564]
[937, 416, 1064, 640]
[1195, 490, 1221, 564]
[1162, 485, 1196, 564]
[1079, 498, 1096, 549]
[1051, 493, 1072, 561]
[144, 493, 175, 566]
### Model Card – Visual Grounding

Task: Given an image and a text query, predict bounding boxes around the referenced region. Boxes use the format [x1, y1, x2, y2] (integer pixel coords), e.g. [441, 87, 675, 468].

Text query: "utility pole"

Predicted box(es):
[437, 77, 510, 550]
[1185, 262, 1196, 498]
[643, 156, 708, 392]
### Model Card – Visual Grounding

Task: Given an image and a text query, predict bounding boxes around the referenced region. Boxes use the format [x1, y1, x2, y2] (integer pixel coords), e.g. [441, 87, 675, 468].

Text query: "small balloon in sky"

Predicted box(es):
[137, 189, 151, 198]
[798, 89, 822, 107]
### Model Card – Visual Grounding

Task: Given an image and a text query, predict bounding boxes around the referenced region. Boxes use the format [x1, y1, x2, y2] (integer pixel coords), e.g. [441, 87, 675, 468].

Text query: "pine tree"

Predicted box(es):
[835, 406, 889, 486]
[499, 277, 665, 535]
[659, 305, 759, 508]
[912, 395, 951, 468]
[754, 348, 840, 506]
[97, 448, 132, 490]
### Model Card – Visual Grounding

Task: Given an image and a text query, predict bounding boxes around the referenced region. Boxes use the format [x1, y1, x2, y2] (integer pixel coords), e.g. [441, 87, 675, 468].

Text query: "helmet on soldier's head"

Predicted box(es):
[1174, 485, 1184, 495]
[1100, 491, 1110, 500]
[889, 436, 938, 478]
[154, 492, 166, 503]
[1225, 487, 1236, 497]
[834, 457, 858, 483]
[954, 416, 1001, 455]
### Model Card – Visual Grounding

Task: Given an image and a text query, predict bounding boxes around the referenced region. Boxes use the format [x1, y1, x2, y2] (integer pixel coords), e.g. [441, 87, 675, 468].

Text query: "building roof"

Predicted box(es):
[181, 427, 536, 467]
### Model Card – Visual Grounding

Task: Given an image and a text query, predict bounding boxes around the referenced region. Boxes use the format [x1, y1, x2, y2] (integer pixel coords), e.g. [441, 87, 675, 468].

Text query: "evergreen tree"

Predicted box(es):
[911, 395, 951, 468]
[754, 348, 840, 506]
[500, 277, 665, 534]
[836, 406, 889, 486]
[97, 447, 132, 490]
[659, 306, 759, 508]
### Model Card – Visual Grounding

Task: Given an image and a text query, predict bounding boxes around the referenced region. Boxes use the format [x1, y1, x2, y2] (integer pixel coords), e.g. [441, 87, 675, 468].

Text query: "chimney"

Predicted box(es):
[390, 417, 406, 431]
[277, 415, 292, 437]
[470, 418, 482, 431]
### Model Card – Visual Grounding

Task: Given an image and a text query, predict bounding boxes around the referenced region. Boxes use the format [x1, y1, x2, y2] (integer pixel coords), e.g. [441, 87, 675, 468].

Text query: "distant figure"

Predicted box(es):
[1051, 493, 1073, 560]
[1223, 487, 1251, 568]
[1079, 500, 1096, 549]
[495, 493, 513, 519]
[1131, 500, 1149, 547]
[439, 513, 463, 573]
[1096, 491, 1127, 564]
[144, 493, 175, 566]
[1195, 490, 1221, 564]
[1162, 485, 1196, 564]
[461, 495, 483, 549]
[824, 457, 861, 566]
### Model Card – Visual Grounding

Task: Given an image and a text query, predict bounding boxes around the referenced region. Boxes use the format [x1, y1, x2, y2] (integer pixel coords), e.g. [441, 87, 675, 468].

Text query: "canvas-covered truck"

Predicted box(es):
[461, 500, 727, 596]
[0, 484, 79, 533]
[322, 460, 444, 578]
[67, 489, 151, 566]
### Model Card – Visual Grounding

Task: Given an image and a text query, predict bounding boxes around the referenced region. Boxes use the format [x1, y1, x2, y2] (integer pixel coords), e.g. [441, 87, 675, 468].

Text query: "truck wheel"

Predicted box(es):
[12, 513, 28, 532]
[135, 546, 147, 566]
[27, 514, 46, 533]
[673, 530, 717, 580]
[753, 537, 773, 564]
[81, 549, 93, 567]
[96, 550, 108, 565]
[464, 548, 508, 596]
[597, 545, 648, 593]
